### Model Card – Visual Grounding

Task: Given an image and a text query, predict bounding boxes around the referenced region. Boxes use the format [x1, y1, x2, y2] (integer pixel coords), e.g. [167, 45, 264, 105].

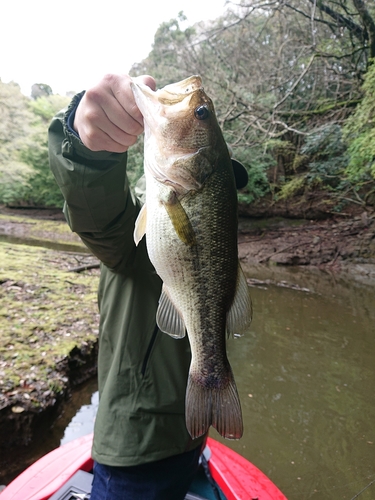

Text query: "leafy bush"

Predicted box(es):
[0, 80, 70, 207]
[269, 126, 348, 201]
[19, 127, 65, 207]
[232, 145, 271, 204]
[278, 175, 307, 200]
[301, 124, 348, 188]
[29, 94, 70, 122]
[127, 135, 146, 187]
[0, 161, 33, 205]
[343, 60, 375, 183]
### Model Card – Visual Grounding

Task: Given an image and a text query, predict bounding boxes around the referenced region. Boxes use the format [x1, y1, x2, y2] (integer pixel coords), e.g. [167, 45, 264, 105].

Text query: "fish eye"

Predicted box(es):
[194, 105, 210, 120]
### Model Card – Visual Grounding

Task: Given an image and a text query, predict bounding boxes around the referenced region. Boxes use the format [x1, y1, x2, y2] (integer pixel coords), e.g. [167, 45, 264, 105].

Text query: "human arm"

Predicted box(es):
[48, 74, 155, 272]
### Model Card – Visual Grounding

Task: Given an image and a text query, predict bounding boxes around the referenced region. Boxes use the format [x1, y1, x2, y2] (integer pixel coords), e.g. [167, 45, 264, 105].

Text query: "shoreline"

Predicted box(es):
[237, 214, 375, 284]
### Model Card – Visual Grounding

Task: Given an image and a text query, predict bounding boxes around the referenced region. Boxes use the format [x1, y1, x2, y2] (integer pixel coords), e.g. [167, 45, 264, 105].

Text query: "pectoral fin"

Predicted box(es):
[226, 263, 253, 336]
[134, 204, 147, 246]
[156, 286, 186, 339]
[159, 188, 196, 246]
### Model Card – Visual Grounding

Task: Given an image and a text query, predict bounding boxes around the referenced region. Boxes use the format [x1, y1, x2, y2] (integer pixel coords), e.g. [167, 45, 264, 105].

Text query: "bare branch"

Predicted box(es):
[271, 120, 309, 135]
[273, 53, 318, 111]
[305, 0, 367, 42]
[310, 0, 317, 48]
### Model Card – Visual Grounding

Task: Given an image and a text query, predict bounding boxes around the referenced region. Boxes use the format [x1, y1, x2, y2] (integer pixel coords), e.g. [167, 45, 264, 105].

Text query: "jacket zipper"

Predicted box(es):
[141, 324, 159, 377]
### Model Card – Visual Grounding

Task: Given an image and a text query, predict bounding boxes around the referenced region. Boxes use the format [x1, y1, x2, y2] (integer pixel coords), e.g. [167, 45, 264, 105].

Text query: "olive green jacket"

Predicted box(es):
[48, 94, 204, 466]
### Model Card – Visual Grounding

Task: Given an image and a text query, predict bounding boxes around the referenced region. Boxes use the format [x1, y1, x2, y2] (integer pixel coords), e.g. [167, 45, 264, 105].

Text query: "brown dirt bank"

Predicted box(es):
[0, 344, 98, 485]
[237, 192, 375, 282]
[237, 212, 375, 282]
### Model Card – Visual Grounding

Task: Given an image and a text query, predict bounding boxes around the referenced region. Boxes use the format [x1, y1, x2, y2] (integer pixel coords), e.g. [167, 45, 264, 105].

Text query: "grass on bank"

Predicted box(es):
[0, 241, 100, 410]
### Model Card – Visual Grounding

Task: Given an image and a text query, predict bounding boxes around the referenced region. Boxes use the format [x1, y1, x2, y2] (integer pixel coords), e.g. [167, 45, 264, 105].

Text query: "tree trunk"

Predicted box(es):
[352, 0, 375, 59]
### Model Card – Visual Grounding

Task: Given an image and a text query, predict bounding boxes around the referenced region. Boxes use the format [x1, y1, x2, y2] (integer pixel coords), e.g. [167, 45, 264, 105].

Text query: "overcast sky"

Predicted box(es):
[1, 0, 227, 96]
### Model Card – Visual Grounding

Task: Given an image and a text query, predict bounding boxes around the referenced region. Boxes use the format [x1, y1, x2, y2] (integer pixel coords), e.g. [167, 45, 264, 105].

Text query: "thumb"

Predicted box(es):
[134, 74, 156, 91]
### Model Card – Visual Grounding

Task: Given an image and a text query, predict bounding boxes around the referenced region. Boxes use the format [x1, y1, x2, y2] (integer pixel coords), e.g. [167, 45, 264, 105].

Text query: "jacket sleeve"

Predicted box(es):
[48, 92, 141, 273]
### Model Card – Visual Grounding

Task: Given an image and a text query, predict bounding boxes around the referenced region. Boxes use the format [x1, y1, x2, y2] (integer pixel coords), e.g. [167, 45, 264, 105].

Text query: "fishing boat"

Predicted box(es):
[0, 434, 287, 500]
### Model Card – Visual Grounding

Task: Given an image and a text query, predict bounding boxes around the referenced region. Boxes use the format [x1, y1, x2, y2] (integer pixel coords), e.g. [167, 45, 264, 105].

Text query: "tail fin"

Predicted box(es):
[185, 368, 243, 440]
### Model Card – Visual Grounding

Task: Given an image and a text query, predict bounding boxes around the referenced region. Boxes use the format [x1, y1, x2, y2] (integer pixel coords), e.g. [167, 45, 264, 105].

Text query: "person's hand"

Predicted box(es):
[73, 74, 156, 153]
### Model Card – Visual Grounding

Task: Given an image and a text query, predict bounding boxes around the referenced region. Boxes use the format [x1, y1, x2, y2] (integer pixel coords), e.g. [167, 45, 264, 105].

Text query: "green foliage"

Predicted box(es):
[127, 134, 145, 186]
[301, 124, 348, 188]
[267, 126, 349, 201]
[343, 60, 375, 182]
[0, 81, 33, 160]
[19, 126, 65, 207]
[131, 12, 196, 86]
[2, 1, 375, 211]
[0, 161, 33, 205]
[234, 145, 272, 203]
[266, 139, 295, 156]
[345, 130, 375, 181]
[278, 175, 307, 200]
[0, 79, 70, 207]
[0, 80, 35, 205]
[130, 3, 375, 209]
[20, 94, 70, 207]
[29, 94, 70, 122]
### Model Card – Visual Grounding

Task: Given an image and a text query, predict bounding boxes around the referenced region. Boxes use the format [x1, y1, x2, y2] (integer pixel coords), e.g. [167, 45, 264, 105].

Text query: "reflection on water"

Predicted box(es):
[61, 391, 98, 445]
[57, 265, 375, 499]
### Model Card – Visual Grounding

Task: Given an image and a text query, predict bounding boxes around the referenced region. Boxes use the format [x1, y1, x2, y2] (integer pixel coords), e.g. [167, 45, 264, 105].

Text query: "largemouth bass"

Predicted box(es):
[131, 76, 252, 440]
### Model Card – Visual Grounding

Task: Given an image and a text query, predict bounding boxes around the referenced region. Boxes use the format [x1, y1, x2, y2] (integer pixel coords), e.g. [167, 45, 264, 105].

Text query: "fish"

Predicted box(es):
[131, 75, 252, 440]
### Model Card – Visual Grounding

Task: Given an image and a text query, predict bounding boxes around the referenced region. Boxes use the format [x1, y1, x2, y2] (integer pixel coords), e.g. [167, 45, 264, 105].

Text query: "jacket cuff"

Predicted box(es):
[66, 91, 84, 139]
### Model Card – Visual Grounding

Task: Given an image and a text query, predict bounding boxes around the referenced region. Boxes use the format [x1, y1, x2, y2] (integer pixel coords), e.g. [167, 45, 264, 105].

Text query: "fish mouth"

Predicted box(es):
[130, 75, 210, 158]
[131, 75, 203, 105]
[130, 75, 204, 119]
[158, 75, 203, 103]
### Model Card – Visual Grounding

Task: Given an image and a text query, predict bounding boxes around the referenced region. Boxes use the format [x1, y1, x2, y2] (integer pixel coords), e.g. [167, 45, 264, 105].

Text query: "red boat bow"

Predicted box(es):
[0, 434, 287, 500]
[206, 438, 287, 500]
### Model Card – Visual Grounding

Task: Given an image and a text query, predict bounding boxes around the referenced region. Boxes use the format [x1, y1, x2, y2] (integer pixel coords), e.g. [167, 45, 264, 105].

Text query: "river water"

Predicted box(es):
[55, 263, 375, 500]
[220, 264, 375, 500]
